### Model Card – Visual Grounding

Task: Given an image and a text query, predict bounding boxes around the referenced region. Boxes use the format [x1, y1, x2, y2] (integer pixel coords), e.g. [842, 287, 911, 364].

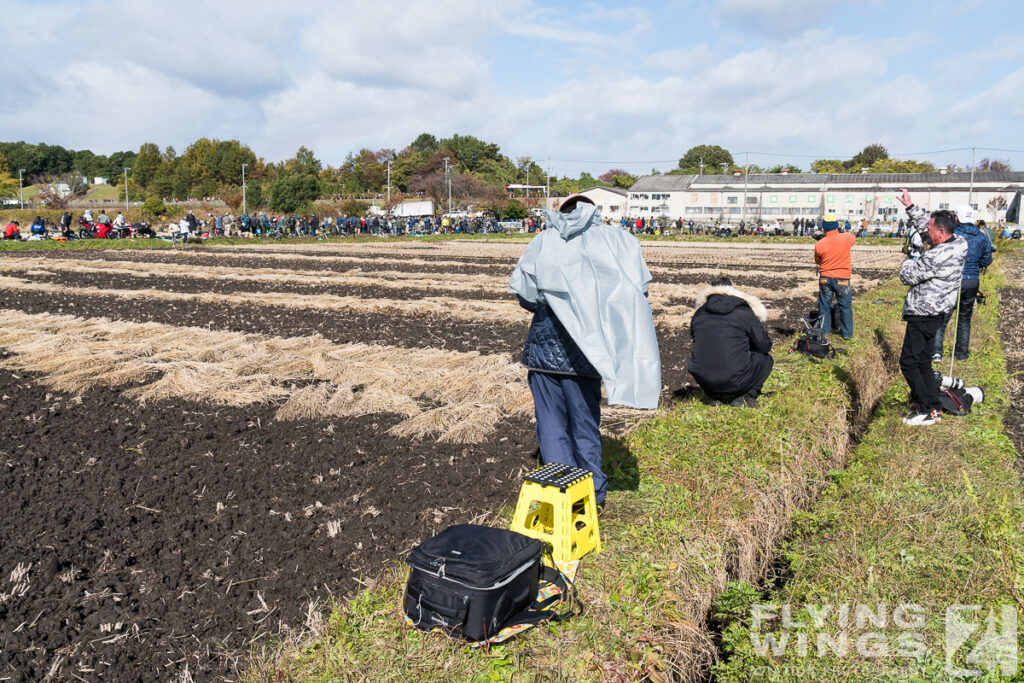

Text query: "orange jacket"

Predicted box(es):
[814, 230, 856, 278]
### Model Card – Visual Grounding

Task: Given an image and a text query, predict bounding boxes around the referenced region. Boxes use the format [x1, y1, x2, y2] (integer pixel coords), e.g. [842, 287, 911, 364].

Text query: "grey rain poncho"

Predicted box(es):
[509, 203, 661, 409]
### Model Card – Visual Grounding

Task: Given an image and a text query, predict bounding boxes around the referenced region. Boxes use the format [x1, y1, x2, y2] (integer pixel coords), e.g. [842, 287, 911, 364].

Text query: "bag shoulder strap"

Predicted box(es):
[503, 564, 583, 629]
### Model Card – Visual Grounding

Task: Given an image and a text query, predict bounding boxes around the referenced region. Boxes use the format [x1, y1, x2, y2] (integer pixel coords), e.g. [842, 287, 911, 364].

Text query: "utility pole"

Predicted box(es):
[526, 166, 530, 200]
[968, 146, 976, 206]
[386, 159, 391, 206]
[742, 151, 749, 225]
[699, 157, 704, 175]
[546, 156, 550, 203]
[18, 169, 25, 210]
[241, 163, 247, 215]
[124, 167, 131, 213]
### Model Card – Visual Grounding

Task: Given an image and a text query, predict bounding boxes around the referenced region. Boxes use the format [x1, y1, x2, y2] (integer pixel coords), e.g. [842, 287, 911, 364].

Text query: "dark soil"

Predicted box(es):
[999, 283, 1024, 461]
[0, 366, 537, 681]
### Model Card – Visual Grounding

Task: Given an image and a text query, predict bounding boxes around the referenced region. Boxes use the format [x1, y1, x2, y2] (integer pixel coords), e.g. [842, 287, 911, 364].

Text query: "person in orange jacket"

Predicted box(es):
[814, 213, 856, 339]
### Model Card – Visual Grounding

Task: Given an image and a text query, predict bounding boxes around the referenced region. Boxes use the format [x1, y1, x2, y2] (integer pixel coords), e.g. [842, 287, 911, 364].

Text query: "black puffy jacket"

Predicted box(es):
[687, 286, 772, 393]
[518, 296, 599, 377]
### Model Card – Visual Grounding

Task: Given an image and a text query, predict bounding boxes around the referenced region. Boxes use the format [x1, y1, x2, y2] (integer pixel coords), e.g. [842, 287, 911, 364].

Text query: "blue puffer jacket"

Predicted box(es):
[518, 295, 600, 377]
[956, 222, 993, 280]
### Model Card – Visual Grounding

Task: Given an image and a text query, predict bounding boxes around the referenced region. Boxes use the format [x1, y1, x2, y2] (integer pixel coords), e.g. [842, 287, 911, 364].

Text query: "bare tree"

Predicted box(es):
[987, 195, 1008, 219]
[33, 173, 88, 209]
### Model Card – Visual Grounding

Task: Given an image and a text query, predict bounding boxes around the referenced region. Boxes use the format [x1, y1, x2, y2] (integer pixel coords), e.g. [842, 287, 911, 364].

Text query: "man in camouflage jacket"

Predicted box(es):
[895, 189, 967, 425]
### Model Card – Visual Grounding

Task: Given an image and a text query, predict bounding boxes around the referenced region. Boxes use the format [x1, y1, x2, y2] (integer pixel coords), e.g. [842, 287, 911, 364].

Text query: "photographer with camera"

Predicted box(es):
[895, 190, 967, 426]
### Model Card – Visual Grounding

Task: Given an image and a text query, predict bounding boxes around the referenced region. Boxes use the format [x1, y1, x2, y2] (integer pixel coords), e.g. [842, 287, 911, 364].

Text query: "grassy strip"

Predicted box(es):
[714, 262, 1024, 681]
[245, 279, 908, 682]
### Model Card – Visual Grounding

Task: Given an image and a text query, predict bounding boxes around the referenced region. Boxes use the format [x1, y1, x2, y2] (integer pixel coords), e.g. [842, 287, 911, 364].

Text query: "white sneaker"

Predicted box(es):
[902, 409, 941, 426]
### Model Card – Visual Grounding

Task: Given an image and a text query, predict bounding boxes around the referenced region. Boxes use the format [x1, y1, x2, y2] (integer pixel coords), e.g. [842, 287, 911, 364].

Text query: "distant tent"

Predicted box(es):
[1007, 191, 1022, 224]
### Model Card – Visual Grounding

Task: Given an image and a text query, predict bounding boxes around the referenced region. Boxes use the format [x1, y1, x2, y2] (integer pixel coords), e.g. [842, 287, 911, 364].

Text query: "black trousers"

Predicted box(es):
[900, 315, 944, 412]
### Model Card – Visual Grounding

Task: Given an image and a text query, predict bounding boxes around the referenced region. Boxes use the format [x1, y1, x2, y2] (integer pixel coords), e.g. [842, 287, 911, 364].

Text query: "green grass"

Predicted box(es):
[245, 279, 911, 682]
[714, 260, 1024, 682]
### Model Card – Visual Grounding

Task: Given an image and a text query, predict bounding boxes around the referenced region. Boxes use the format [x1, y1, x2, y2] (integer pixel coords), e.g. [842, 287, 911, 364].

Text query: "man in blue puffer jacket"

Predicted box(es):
[933, 205, 993, 362]
[510, 195, 659, 511]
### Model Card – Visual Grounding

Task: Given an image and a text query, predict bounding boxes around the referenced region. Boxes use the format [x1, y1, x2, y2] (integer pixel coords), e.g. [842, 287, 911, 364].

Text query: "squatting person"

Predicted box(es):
[932, 204, 992, 362]
[509, 195, 660, 512]
[814, 213, 856, 339]
[895, 189, 967, 426]
[686, 277, 773, 407]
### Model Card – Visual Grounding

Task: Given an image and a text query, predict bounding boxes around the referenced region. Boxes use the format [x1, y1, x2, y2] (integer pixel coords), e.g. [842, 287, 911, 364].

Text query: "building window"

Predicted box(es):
[727, 196, 738, 204]
[971, 203, 978, 210]
[938, 203, 949, 210]
[789, 195, 798, 203]
[690, 193, 699, 203]
[846, 194, 855, 203]
[727, 207, 741, 214]
[806, 194, 817, 203]
[609, 205, 620, 212]
[827, 194, 835, 202]
[770, 194, 778, 203]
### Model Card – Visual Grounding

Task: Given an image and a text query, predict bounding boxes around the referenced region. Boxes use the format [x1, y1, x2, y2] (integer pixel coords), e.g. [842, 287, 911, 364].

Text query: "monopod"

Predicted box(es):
[948, 287, 962, 378]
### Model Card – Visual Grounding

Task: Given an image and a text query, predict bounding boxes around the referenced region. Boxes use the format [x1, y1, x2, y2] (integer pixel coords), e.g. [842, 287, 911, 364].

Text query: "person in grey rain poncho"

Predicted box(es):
[509, 195, 660, 510]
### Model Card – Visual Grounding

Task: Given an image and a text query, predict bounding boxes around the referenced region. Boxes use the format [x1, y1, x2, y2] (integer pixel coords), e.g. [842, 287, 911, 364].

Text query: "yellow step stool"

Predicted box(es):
[509, 463, 601, 565]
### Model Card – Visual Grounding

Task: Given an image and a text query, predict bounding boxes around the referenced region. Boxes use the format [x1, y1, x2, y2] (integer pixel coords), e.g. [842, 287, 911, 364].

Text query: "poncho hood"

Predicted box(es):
[695, 285, 768, 323]
[544, 203, 600, 240]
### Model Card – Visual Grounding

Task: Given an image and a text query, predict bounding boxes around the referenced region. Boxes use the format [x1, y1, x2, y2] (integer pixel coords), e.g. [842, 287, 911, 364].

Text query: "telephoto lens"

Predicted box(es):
[934, 372, 964, 391]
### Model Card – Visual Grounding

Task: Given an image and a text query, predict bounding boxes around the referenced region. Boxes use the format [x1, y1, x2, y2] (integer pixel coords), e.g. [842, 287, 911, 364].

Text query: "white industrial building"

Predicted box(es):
[626, 171, 1024, 225]
[548, 186, 628, 223]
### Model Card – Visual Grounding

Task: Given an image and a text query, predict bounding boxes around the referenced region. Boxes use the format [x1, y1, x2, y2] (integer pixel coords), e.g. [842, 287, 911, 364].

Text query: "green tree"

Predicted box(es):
[133, 142, 161, 188]
[678, 144, 734, 173]
[849, 143, 888, 170]
[286, 146, 322, 177]
[810, 159, 845, 173]
[503, 199, 527, 219]
[0, 153, 18, 199]
[868, 158, 935, 173]
[409, 133, 439, 155]
[270, 174, 321, 213]
[142, 196, 168, 216]
[767, 164, 802, 173]
[247, 181, 265, 209]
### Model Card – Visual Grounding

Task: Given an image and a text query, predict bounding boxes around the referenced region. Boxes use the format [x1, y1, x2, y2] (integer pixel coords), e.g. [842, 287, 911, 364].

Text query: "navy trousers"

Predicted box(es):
[527, 371, 605, 506]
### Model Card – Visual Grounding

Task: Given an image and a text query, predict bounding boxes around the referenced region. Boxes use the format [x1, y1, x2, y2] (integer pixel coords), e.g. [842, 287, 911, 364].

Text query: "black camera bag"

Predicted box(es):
[404, 524, 572, 642]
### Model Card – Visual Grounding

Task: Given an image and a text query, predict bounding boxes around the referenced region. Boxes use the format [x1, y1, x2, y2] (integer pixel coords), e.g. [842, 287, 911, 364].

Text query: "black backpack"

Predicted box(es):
[939, 386, 974, 415]
[404, 524, 577, 643]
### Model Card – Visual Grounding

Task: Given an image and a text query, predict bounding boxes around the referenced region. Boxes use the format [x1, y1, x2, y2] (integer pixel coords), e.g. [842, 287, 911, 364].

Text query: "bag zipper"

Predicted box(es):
[418, 558, 536, 591]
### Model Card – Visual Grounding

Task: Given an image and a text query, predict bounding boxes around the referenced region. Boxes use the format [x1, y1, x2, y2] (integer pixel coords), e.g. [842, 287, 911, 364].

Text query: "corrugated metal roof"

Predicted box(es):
[581, 185, 628, 197]
[629, 171, 1024, 191]
[628, 174, 697, 192]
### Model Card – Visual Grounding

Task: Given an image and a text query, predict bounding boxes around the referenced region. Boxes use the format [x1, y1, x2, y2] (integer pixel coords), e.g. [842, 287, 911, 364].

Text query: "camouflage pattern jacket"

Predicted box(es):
[898, 205, 967, 317]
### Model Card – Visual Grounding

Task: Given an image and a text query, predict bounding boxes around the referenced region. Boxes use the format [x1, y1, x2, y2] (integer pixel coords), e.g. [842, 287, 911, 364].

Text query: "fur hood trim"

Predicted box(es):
[695, 284, 769, 323]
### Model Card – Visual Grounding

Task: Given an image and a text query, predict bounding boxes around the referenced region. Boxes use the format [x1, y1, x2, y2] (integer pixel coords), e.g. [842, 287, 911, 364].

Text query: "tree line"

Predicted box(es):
[0, 138, 1012, 217]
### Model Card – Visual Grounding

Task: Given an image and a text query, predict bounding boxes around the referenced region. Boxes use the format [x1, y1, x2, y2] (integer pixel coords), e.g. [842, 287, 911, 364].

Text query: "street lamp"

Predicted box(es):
[18, 169, 25, 210]
[124, 167, 131, 213]
[241, 163, 247, 215]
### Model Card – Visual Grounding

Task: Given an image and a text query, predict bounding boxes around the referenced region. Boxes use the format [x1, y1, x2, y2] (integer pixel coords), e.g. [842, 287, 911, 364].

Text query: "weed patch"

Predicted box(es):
[715, 263, 1024, 681]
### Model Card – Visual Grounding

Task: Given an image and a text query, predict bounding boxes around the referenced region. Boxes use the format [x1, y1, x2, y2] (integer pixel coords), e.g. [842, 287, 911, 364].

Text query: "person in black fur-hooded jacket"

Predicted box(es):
[687, 277, 774, 407]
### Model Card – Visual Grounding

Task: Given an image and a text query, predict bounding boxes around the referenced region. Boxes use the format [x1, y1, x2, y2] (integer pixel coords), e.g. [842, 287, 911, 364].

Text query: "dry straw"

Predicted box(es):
[0, 308, 533, 443]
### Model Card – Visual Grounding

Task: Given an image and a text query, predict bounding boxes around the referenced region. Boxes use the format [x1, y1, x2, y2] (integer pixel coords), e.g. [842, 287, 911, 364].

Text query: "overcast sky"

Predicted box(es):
[2, 0, 1023, 175]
